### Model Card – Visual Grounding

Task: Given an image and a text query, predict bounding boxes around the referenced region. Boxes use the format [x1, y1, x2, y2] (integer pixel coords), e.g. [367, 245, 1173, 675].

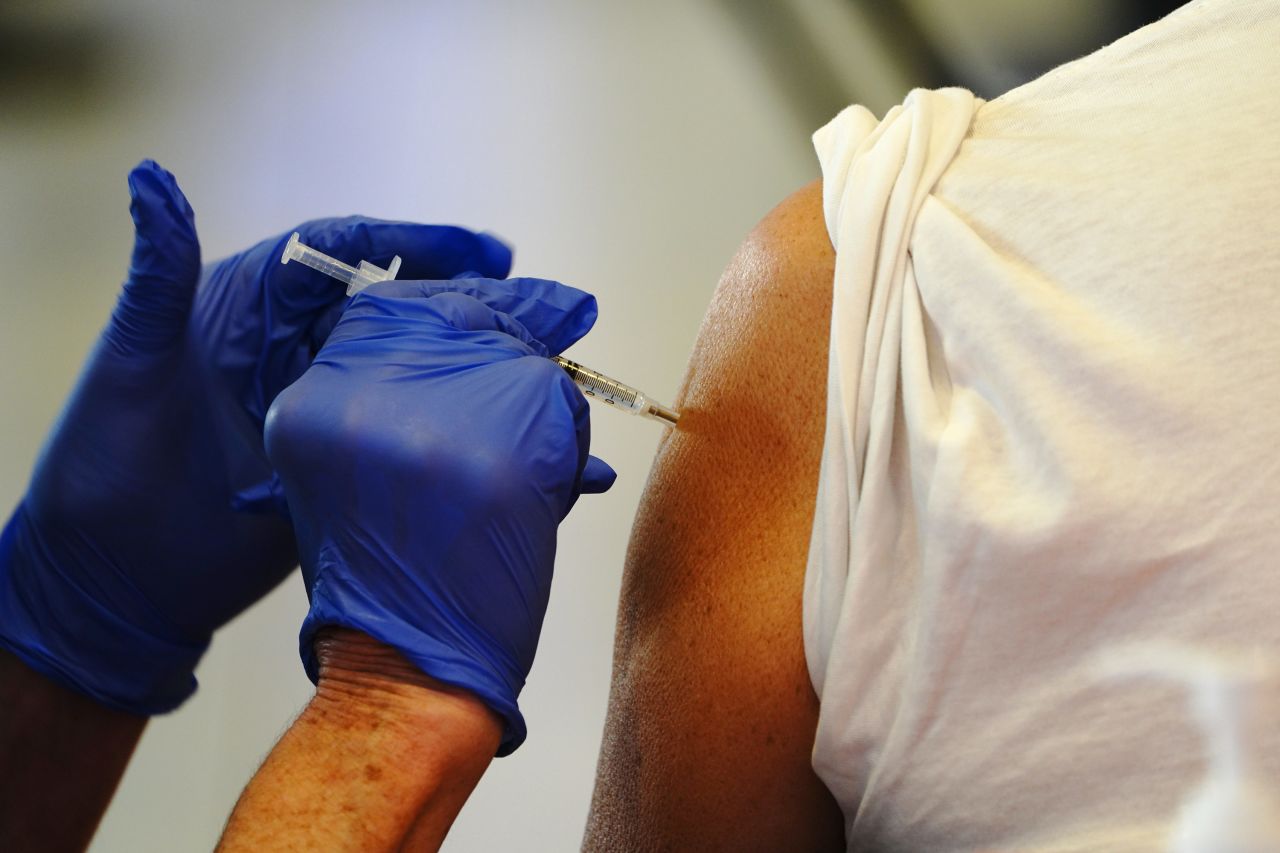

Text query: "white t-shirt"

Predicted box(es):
[804, 1, 1280, 850]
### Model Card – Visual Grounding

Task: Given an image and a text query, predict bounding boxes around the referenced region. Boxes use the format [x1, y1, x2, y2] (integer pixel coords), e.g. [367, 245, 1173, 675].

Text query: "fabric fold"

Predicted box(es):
[805, 88, 978, 694]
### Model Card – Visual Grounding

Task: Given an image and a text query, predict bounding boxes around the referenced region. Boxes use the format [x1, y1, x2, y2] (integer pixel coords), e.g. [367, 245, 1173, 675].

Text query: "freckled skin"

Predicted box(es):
[217, 631, 501, 852]
[584, 181, 847, 851]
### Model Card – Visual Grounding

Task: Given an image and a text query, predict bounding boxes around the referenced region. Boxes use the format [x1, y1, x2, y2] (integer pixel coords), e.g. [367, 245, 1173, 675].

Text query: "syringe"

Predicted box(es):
[550, 356, 679, 426]
[281, 232, 402, 295]
[281, 233, 680, 427]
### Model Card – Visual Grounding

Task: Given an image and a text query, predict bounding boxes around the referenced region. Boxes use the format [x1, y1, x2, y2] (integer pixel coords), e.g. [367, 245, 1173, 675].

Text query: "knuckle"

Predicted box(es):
[263, 382, 315, 469]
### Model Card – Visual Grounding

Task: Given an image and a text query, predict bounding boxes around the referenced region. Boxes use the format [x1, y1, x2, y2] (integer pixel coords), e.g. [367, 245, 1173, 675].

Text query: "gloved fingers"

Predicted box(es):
[346, 220, 511, 281]
[363, 276, 598, 355]
[304, 301, 349, 358]
[424, 291, 545, 353]
[105, 160, 201, 356]
[580, 455, 617, 494]
[345, 288, 549, 357]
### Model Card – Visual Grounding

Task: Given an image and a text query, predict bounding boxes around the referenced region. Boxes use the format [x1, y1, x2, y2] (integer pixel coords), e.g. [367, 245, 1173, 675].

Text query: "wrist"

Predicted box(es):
[219, 629, 501, 851]
[0, 649, 147, 852]
[311, 628, 503, 740]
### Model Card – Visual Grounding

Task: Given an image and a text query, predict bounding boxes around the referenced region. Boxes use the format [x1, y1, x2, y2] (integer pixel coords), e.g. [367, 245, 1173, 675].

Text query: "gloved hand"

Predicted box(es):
[0, 160, 512, 714]
[263, 276, 616, 755]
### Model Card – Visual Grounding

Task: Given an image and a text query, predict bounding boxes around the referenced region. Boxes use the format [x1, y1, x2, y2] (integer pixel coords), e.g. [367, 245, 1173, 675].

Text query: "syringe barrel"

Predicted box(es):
[552, 357, 643, 413]
[552, 356, 680, 426]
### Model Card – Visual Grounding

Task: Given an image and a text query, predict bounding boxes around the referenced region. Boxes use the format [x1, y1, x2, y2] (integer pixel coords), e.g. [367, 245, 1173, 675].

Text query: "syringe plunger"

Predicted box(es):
[281, 232, 401, 296]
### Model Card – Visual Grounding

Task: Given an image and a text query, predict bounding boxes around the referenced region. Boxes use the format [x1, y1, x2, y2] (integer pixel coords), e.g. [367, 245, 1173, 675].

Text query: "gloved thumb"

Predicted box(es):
[104, 160, 201, 356]
[580, 455, 617, 494]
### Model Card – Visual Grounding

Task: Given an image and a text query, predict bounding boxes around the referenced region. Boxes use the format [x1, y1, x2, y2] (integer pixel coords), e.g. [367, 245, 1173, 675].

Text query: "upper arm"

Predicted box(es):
[584, 181, 845, 851]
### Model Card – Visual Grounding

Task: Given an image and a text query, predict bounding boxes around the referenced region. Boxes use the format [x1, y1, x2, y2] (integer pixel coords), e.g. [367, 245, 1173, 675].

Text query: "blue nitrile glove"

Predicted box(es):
[0, 160, 512, 714]
[263, 276, 617, 756]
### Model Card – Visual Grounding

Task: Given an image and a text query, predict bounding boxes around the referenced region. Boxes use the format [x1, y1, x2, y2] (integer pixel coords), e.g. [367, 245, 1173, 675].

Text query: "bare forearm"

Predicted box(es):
[0, 649, 146, 853]
[217, 630, 501, 852]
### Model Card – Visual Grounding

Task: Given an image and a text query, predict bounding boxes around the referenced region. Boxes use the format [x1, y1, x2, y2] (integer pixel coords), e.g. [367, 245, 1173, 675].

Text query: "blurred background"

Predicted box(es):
[0, 0, 1184, 849]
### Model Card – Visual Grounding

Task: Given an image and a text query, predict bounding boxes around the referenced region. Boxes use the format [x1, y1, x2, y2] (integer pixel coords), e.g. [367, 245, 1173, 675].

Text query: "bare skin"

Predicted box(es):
[0, 650, 146, 853]
[217, 630, 501, 852]
[584, 180, 847, 850]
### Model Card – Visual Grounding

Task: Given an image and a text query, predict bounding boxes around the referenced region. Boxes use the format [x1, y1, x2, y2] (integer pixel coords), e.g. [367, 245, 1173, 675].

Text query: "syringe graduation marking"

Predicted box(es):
[556, 358, 638, 407]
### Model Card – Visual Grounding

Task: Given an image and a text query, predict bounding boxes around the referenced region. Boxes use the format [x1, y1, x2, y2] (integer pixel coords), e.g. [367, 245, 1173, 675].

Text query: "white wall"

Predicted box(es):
[0, 1, 819, 849]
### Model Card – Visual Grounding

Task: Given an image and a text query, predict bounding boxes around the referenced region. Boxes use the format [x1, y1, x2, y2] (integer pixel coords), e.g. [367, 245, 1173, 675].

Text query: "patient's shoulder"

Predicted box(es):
[651, 178, 834, 560]
[685, 178, 833, 419]
[585, 180, 843, 850]
[666, 177, 832, 472]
